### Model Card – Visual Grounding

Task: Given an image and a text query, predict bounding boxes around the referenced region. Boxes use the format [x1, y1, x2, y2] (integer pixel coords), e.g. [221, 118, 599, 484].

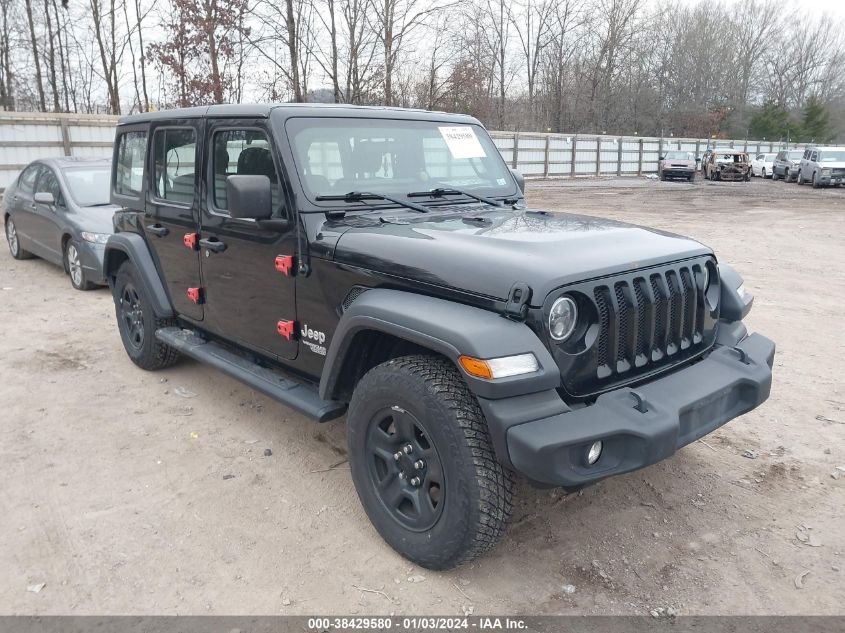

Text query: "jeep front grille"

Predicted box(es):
[550, 257, 718, 398]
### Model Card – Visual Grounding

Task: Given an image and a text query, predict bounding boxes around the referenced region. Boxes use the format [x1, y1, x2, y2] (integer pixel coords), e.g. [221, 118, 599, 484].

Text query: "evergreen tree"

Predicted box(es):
[799, 96, 835, 143]
[749, 101, 789, 141]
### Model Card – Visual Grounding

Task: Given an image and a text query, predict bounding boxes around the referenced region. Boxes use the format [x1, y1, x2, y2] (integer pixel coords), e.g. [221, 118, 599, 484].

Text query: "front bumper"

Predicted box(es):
[662, 168, 694, 178]
[79, 242, 107, 285]
[506, 333, 775, 487]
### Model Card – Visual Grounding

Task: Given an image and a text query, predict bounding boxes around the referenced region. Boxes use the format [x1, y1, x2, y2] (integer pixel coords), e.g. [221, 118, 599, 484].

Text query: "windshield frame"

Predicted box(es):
[281, 115, 519, 210]
[62, 164, 113, 207]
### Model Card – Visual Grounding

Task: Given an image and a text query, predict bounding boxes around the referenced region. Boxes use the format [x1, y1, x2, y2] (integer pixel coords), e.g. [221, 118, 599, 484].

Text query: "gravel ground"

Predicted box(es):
[1, 175, 843, 615]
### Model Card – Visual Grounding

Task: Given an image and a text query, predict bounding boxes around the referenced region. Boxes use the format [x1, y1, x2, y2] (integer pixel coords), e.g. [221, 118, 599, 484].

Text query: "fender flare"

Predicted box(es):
[103, 233, 175, 318]
[319, 288, 561, 401]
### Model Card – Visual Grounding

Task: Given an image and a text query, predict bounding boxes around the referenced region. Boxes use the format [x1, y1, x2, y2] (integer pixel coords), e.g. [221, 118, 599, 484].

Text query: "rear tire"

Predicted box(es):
[347, 355, 514, 570]
[771, 169, 780, 181]
[5, 217, 34, 260]
[112, 261, 180, 370]
[797, 171, 805, 185]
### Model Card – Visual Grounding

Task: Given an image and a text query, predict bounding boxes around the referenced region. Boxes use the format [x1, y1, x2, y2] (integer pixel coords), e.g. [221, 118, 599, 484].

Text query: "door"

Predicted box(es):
[198, 120, 298, 360]
[30, 167, 66, 263]
[7, 164, 43, 252]
[143, 123, 205, 321]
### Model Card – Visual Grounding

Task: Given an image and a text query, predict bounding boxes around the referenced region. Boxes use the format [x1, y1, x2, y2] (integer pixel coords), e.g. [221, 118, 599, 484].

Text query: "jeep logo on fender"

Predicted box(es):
[300, 324, 326, 345]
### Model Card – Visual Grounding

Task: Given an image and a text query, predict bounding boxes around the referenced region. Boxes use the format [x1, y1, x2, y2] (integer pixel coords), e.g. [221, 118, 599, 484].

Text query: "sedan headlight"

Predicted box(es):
[81, 232, 110, 244]
[549, 296, 578, 342]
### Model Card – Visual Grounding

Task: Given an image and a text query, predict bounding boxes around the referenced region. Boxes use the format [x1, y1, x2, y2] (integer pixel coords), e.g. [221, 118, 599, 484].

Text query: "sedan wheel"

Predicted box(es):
[5, 217, 33, 260]
[65, 241, 95, 290]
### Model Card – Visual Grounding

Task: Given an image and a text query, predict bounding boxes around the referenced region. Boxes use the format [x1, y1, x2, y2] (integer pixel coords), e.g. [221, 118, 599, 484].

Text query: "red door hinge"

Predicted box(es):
[183, 232, 199, 250]
[274, 255, 295, 276]
[276, 319, 296, 341]
[186, 287, 204, 304]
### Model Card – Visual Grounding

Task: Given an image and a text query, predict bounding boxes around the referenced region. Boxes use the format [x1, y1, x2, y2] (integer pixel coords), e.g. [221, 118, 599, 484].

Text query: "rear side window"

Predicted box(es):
[153, 128, 197, 205]
[115, 131, 147, 197]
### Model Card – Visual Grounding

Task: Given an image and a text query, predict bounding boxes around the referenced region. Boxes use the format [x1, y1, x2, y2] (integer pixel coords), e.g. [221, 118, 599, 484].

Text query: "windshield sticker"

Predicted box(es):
[439, 126, 487, 159]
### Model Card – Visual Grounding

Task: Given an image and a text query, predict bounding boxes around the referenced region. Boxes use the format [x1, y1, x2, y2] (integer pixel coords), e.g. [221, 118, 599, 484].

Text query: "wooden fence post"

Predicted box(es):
[59, 118, 72, 156]
[595, 136, 601, 177]
[512, 133, 519, 169]
[543, 135, 550, 178]
[571, 137, 577, 177]
[637, 138, 643, 176]
[616, 137, 623, 176]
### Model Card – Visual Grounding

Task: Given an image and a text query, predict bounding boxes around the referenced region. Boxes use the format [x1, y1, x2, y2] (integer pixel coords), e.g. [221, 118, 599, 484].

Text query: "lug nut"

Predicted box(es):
[398, 472, 406, 480]
[410, 476, 421, 487]
[414, 460, 425, 469]
[393, 451, 403, 461]
[403, 444, 413, 454]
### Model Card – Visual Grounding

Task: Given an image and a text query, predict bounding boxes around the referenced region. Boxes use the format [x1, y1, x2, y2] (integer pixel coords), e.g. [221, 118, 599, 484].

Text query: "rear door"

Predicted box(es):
[198, 119, 298, 360]
[143, 121, 205, 321]
[7, 164, 43, 251]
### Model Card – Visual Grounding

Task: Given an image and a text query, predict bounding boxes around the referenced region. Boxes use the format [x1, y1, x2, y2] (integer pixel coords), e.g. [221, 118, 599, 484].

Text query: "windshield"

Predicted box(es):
[64, 166, 111, 206]
[716, 153, 747, 163]
[664, 151, 694, 160]
[819, 150, 845, 162]
[286, 118, 516, 204]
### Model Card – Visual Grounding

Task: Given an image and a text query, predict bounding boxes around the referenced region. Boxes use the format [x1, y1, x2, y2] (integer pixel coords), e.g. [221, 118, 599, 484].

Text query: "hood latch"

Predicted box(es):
[504, 282, 532, 321]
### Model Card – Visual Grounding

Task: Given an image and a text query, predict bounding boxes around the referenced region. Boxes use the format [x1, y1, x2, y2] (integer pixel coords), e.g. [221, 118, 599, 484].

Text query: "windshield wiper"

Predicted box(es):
[315, 191, 429, 213]
[407, 187, 503, 208]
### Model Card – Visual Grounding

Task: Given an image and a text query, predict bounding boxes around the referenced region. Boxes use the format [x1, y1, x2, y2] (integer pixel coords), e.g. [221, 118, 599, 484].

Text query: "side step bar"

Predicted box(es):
[155, 327, 347, 422]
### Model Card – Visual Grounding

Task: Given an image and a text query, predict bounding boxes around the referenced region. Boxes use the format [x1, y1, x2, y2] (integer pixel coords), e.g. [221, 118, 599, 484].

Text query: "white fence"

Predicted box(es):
[0, 111, 812, 191]
[0, 112, 118, 191]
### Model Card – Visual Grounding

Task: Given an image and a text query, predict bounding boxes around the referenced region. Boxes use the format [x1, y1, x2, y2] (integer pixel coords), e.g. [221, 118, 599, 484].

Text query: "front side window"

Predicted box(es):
[286, 118, 516, 203]
[34, 169, 64, 206]
[18, 165, 42, 195]
[115, 131, 147, 197]
[152, 128, 197, 204]
[211, 129, 280, 212]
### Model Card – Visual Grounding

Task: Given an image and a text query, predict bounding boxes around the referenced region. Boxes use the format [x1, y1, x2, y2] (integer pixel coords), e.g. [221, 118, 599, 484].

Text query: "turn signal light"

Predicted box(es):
[458, 353, 539, 380]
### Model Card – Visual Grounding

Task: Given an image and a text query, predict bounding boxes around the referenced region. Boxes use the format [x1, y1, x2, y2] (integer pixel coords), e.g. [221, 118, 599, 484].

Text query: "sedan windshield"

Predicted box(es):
[664, 151, 693, 160]
[285, 118, 516, 204]
[64, 166, 111, 206]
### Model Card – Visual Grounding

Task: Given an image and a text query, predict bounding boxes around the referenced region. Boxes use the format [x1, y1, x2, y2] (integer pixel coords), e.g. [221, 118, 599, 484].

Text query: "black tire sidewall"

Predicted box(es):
[6, 217, 21, 259]
[347, 361, 483, 569]
[65, 240, 89, 290]
[113, 264, 159, 367]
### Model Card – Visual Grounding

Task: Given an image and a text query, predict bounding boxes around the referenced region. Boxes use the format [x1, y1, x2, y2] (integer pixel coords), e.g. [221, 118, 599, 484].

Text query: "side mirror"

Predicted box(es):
[226, 175, 272, 220]
[33, 192, 55, 206]
[510, 168, 525, 194]
[658, 155, 665, 161]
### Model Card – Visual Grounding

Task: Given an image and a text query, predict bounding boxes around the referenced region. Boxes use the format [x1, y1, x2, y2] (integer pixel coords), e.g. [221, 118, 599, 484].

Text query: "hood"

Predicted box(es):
[331, 207, 712, 304]
[69, 203, 121, 235]
[660, 159, 695, 168]
[819, 162, 845, 169]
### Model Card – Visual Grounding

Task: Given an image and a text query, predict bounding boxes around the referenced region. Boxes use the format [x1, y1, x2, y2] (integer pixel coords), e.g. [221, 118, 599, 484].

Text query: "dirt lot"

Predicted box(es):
[1, 176, 844, 616]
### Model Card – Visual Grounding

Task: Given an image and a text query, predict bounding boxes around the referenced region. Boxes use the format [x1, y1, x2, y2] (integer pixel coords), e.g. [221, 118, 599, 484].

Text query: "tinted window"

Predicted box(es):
[65, 166, 111, 207]
[115, 131, 147, 197]
[18, 165, 42, 195]
[153, 128, 196, 204]
[35, 169, 64, 206]
[211, 129, 280, 212]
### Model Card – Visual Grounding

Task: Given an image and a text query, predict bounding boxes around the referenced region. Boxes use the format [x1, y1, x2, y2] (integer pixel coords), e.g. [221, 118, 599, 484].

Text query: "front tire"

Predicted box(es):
[112, 261, 180, 370]
[812, 172, 821, 188]
[347, 355, 514, 570]
[65, 240, 96, 290]
[5, 217, 34, 260]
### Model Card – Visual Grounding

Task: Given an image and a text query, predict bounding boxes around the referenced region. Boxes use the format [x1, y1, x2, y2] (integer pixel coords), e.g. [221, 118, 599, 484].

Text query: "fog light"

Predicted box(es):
[586, 441, 603, 465]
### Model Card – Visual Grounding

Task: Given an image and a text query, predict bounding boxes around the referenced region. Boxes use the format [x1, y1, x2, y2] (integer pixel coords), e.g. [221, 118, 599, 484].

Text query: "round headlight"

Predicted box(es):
[549, 296, 578, 342]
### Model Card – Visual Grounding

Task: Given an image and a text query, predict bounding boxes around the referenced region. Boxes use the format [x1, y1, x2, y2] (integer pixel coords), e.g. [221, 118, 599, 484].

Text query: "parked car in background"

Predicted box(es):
[658, 150, 696, 181]
[797, 146, 845, 188]
[3, 158, 115, 290]
[751, 153, 776, 178]
[702, 150, 752, 181]
[771, 149, 803, 181]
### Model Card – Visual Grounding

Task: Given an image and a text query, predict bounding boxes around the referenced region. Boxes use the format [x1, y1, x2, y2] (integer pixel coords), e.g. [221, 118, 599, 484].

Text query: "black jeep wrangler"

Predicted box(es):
[104, 105, 774, 570]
